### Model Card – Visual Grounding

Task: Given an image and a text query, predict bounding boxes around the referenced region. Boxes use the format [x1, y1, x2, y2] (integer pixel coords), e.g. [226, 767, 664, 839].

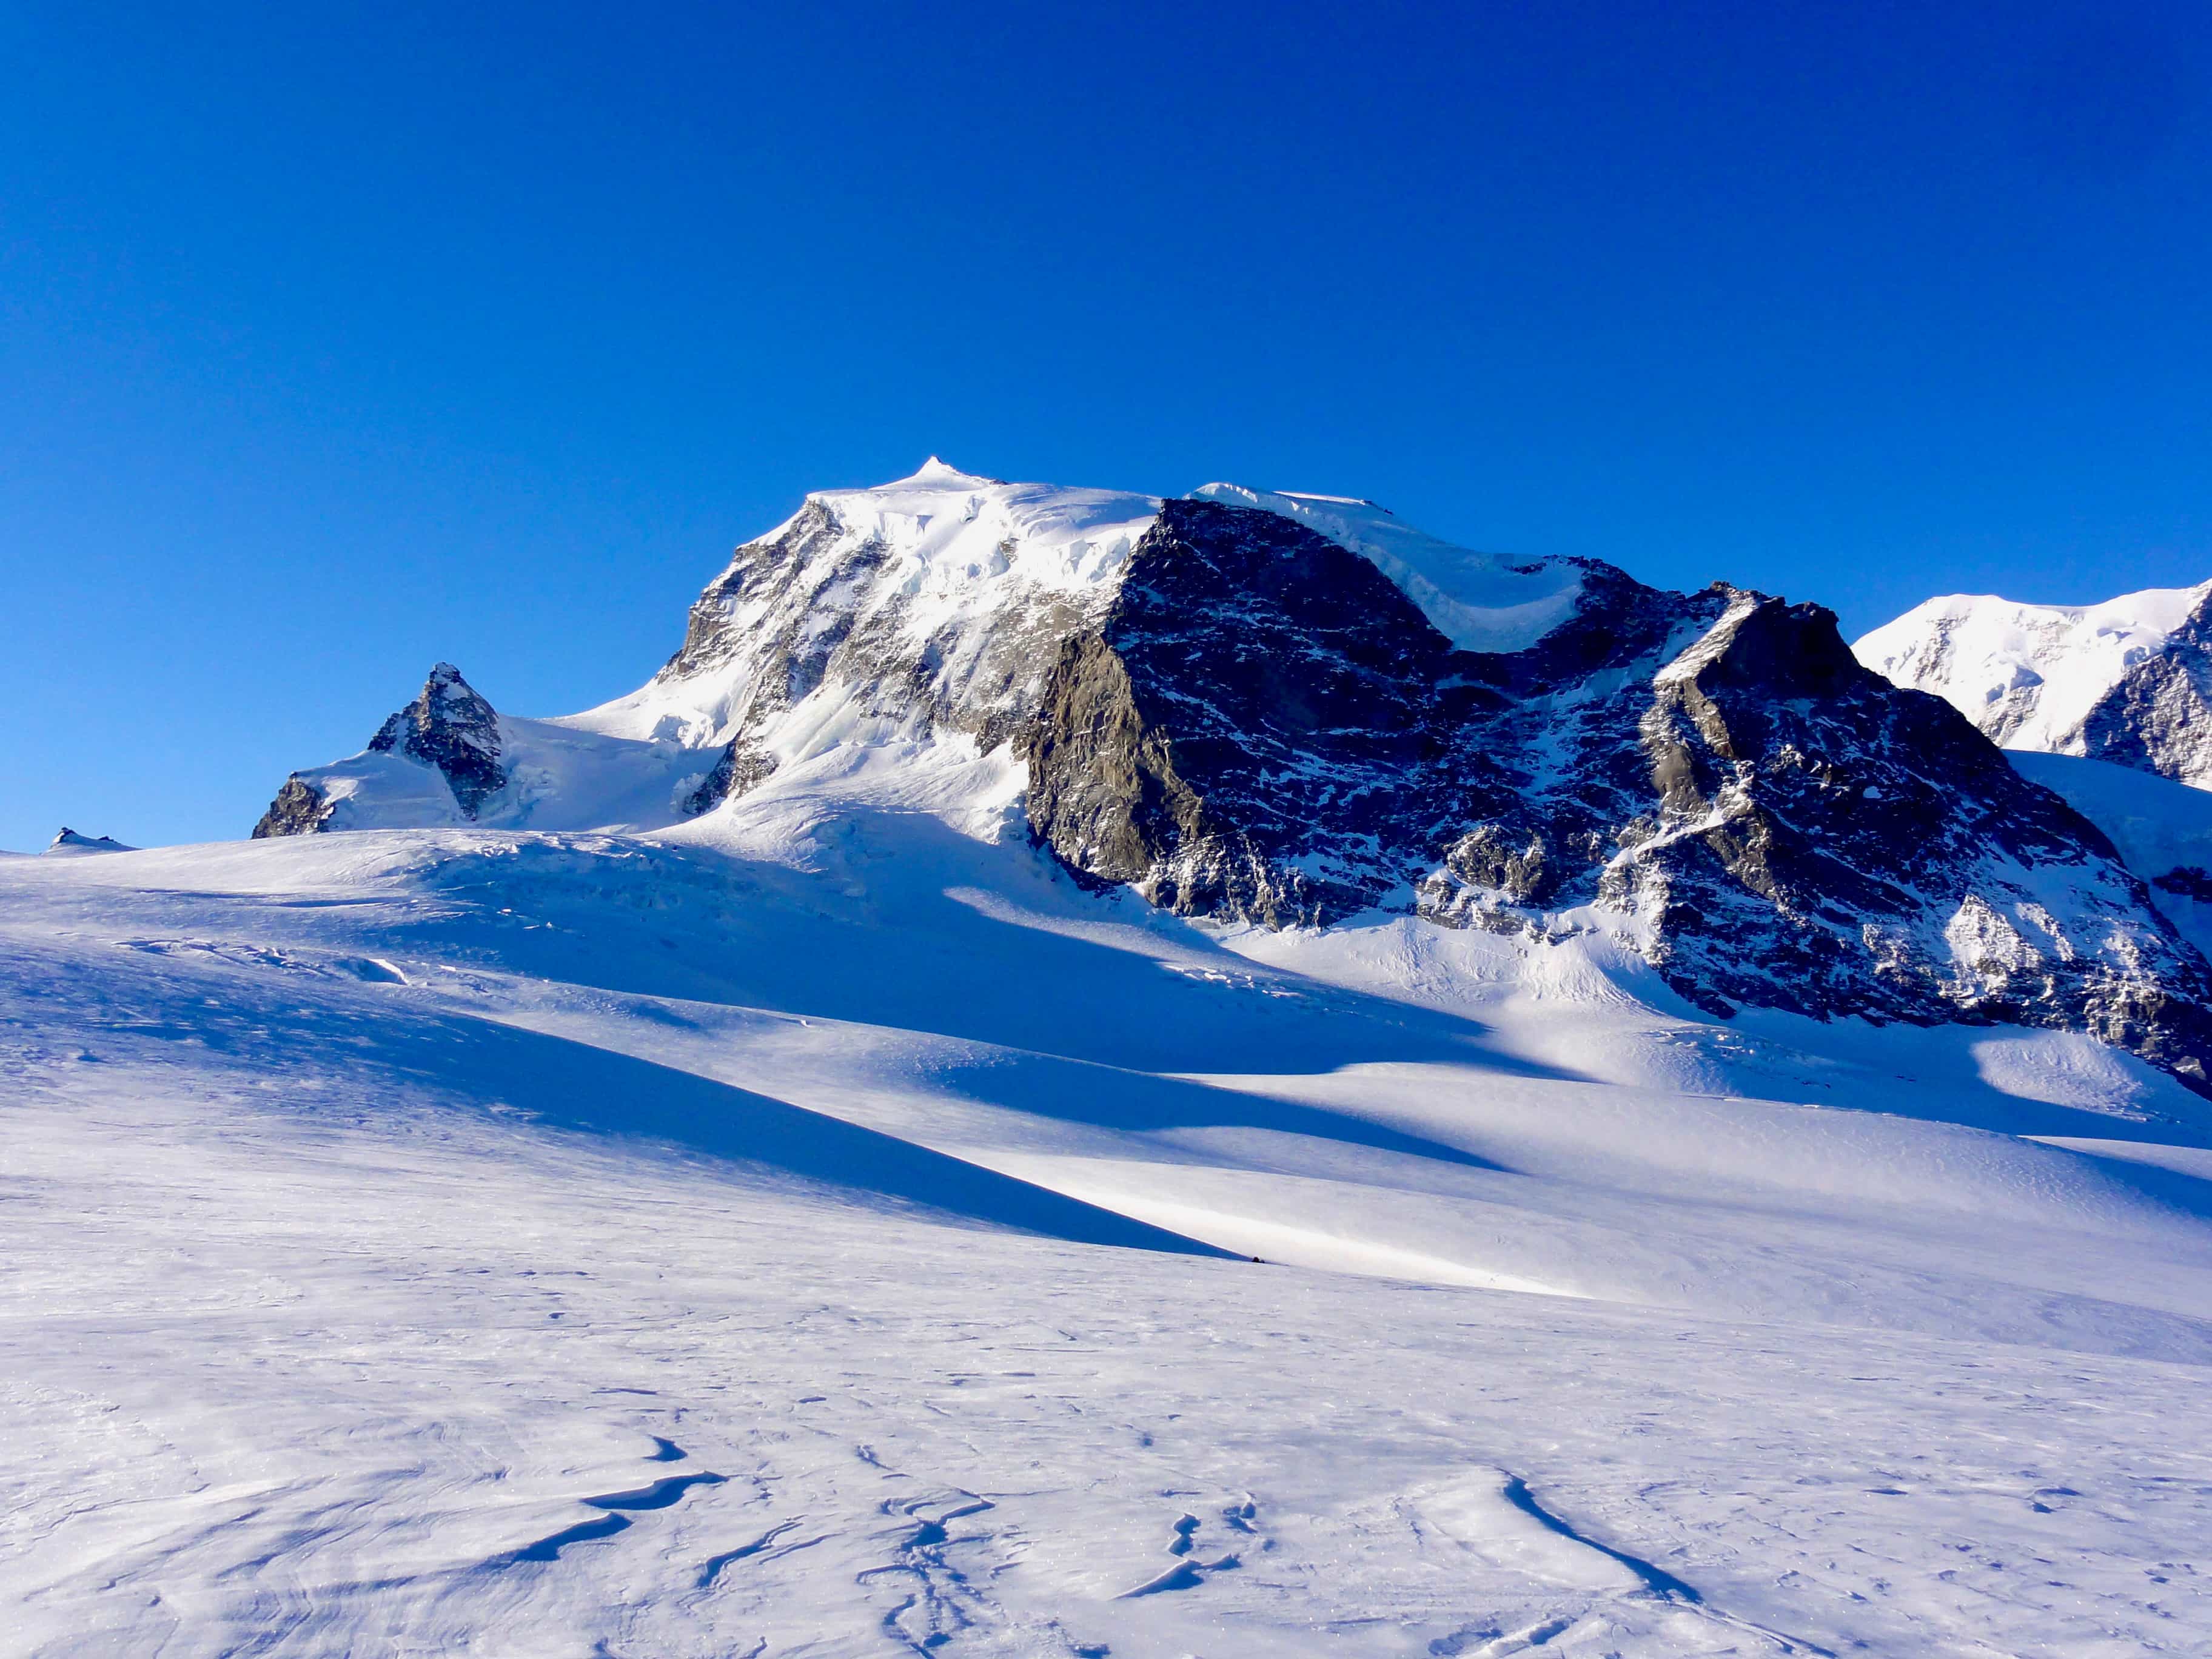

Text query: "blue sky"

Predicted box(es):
[5, 1, 2209, 850]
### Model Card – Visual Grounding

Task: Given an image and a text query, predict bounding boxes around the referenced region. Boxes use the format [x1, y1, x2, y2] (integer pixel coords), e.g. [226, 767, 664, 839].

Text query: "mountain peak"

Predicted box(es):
[894, 456, 998, 488]
[247, 458, 2212, 1097]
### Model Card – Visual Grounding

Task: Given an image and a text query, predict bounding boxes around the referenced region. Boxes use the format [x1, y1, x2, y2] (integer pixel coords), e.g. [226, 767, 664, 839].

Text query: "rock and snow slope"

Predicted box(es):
[258, 461, 2212, 1094]
[1856, 580, 2212, 786]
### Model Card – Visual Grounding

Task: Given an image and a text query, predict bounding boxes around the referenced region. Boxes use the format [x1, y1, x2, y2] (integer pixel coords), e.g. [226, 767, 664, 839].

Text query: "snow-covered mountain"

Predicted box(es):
[256, 460, 2212, 1096]
[1855, 581, 2212, 786]
[23, 460, 2212, 1655]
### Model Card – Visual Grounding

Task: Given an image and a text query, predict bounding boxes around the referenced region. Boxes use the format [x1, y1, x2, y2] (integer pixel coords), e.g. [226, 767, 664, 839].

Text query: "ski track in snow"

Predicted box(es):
[5, 825, 2212, 1656]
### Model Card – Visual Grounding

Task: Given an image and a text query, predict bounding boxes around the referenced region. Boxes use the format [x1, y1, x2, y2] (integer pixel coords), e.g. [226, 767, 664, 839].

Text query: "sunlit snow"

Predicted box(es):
[7, 776, 2212, 1655]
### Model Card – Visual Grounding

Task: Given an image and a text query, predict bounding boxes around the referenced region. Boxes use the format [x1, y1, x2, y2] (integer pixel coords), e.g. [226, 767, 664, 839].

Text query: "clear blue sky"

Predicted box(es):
[5, 1, 2209, 850]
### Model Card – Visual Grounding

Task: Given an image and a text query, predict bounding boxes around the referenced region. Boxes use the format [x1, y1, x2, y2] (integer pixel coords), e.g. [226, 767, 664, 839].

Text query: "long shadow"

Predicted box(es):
[1497, 1476, 1703, 1603]
[2045, 1144, 2212, 1224]
[90, 944, 1239, 1261]
[919, 1048, 1507, 1173]
[401, 1012, 1239, 1257]
[357, 815, 1584, 1085]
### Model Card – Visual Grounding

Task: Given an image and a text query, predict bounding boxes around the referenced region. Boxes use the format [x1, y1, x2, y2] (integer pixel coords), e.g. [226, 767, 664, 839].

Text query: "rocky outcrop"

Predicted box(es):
[1618, 594, 2212, 1081]
[680, 737, 777, 818]
[1021, 499, 1512, 924]
[254, 663, 508, 836]
[252, 779, 333, 839]
[367, 663, 506, 816]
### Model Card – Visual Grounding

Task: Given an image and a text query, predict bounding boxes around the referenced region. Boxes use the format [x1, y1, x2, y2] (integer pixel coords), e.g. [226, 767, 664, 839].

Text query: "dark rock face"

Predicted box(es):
[1616, 595, 2212, 1084]
[2156, 866, 2212, 904]
[1019, 500, 2212, 1093]
[252, 779, 332, 839]
[2075, 597, 2212, 786]
[1021, 500, 1514, 925]
[367, 663, 507, 817]
[681, 737, 777, 818]
[253, 662, 506, 835]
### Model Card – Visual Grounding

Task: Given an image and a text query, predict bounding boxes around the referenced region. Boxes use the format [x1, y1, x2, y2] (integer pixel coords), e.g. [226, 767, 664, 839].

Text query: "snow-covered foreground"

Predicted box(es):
[7, 813, 2212, 1655]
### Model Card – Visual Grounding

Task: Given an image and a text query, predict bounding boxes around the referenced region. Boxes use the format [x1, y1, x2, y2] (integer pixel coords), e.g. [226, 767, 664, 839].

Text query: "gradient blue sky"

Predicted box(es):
[5, 1, 2210, 850]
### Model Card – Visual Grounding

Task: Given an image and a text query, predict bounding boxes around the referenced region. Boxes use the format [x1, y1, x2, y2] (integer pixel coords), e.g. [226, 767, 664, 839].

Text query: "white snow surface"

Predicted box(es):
[1854, 580, 2212, 765]
[1190, 483, 1586, 652]
[9, 776, 2212, 1656]
[46, 469, 2212, 1650]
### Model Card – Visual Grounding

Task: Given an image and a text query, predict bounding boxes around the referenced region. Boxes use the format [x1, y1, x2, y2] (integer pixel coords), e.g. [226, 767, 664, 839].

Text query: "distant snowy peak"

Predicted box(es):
[1855, 581, 2212, 786]
[1190, 483, 1585, 653]
[44, 828, 134, 856]
[255, 662, 503, 839]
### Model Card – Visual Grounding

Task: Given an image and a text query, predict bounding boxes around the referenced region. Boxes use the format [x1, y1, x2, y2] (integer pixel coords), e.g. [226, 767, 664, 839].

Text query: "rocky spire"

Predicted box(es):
[366, 663, 507, 818]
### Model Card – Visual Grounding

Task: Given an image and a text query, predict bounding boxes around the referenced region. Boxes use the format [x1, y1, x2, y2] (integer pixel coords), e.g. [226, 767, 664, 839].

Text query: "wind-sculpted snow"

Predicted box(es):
[8, 825, 2212, 1655]
[1857, 580, 2212, 788]
[252, 460, 2212, 1090]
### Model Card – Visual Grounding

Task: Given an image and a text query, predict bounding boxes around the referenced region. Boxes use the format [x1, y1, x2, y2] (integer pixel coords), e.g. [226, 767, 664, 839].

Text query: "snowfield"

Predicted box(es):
[8, 780, 2212, 1657]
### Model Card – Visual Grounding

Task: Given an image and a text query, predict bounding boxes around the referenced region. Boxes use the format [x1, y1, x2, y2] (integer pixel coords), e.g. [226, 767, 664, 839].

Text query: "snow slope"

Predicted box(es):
[2005, 748, 2212, 954]
[1856, 580, 2212, 780]
[8, 792, 2212, 1655]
